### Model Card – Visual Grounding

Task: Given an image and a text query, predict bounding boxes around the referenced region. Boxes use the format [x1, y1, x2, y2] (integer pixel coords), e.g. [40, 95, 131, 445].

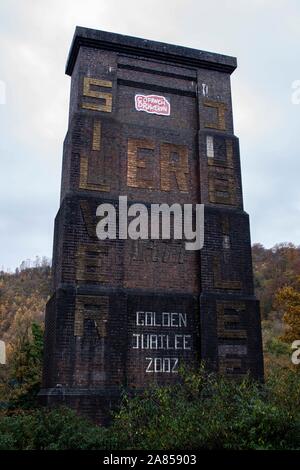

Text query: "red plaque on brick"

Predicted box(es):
[135, 94, 170, 115]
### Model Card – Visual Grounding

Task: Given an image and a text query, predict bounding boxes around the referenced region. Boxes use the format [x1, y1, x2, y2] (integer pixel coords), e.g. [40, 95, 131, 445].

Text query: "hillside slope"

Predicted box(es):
[0, 260, 51, 347]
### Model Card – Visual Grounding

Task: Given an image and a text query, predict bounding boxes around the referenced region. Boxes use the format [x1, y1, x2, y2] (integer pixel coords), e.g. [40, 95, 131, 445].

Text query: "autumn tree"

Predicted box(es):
[6, 321, 44, 408]
[253, 243, 300, 319]
[275, 276, 300, 343]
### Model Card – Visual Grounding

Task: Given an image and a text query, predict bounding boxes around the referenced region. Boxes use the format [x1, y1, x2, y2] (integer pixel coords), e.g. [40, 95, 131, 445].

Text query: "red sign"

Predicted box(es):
[135, 94, 170, 116]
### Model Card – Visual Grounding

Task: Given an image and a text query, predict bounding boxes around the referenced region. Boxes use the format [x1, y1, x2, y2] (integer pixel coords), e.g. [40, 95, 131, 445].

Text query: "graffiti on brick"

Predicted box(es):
[132, 311, 192, 374]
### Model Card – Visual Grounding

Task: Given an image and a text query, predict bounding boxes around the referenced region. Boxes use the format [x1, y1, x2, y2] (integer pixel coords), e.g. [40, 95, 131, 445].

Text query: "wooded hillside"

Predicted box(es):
[0, 258, 51, 348]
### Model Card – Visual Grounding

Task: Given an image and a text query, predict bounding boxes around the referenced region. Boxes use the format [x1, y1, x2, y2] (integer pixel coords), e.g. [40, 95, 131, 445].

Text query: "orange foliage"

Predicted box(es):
[275, 277, 300, 343]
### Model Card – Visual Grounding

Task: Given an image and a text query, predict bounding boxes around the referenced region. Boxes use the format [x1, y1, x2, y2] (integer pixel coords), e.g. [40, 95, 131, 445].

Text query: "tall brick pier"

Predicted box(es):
[39, 27, 264, 424]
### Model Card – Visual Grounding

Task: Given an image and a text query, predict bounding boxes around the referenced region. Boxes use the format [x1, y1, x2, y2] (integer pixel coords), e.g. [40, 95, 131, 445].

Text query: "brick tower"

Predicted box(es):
[39, 27, 264, 423]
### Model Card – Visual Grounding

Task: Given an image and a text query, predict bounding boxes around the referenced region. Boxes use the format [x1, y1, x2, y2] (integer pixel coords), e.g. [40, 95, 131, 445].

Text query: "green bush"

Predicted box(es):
[4, 322, 44, 409]
[108, 366, 300, 450]
[0, 407, 108, 450]
[265, 337, 290, 357]
[0, 366, 300, 450]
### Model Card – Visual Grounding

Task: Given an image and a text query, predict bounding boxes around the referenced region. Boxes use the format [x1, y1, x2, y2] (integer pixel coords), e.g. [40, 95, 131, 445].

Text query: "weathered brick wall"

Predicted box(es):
[52, 195, 200, 292]
[40, 27, 264, 423]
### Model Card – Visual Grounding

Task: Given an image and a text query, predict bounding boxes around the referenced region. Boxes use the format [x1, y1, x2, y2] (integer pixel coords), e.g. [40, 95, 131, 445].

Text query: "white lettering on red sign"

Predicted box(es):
[135, 94, 170, 116]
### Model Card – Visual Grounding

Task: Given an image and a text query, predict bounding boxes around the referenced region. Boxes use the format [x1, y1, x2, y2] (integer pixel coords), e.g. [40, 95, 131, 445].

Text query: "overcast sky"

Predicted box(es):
[0, 0, 299, 270]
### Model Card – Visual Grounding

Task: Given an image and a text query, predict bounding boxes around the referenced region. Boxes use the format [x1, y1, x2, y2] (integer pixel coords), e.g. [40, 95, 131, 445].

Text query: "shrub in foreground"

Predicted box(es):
[0, 408, 107, 450]
[0, 366, 300, 450]
[109, 367, 300, 450]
